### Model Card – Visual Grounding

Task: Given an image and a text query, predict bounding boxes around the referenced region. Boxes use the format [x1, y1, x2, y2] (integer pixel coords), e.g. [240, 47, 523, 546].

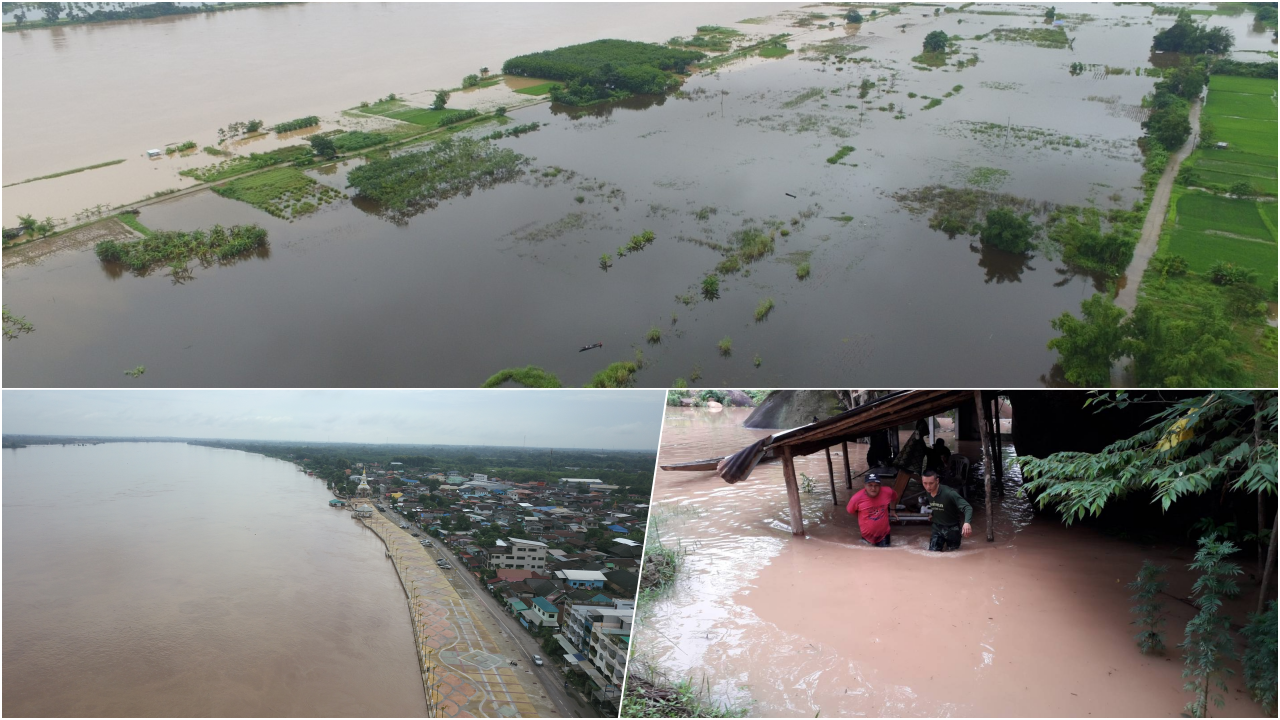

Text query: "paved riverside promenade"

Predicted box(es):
[357, 508, 547, 718]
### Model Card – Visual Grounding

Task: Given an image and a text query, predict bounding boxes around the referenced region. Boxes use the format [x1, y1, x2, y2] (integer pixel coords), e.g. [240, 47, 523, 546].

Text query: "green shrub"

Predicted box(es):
[482, 366, 563, 388]
[1129, 561, 1169, 655]
[272, 115, 320, 133]
[717, 336, 732, 355]
[701, 274, 720, 299]
[796, 262, 811, 279]
[1241, 601, 1277, 715]
[979, 207, 1035, 254]
[754, 297, 775, 321]
[586, 361, 638, 388]
[1208, 261, 1256, 286]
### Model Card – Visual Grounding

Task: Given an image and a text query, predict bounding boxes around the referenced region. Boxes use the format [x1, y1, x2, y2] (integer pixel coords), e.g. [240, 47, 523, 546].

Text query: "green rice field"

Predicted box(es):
[514, 81, 561, 96]
[1188, 75, 1278, 193]
[1176, 192, 1275, 240]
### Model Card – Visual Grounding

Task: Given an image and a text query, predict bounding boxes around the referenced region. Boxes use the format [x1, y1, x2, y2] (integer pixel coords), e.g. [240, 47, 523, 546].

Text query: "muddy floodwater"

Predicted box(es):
[3, 442, 427, 717]
[631, 407, 1268, 717]
[4, 3, 1276, 387]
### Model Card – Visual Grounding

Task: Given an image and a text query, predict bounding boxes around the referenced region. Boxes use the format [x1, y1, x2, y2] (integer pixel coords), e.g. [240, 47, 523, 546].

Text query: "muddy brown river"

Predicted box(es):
[631, 407, 1269, 717]
[3, 442, 428, 717]
[3, 4, 1275, 387]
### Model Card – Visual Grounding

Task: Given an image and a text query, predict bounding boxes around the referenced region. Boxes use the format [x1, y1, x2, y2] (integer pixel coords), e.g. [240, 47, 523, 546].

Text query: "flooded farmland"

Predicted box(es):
[631, 406, 1270, 717]
[4, 3, 1275, 387]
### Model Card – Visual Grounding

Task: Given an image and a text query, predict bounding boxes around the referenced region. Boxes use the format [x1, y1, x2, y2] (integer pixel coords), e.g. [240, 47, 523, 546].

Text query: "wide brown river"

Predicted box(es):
[3, 442, 428, 717]
[3, 3, 1275, 387]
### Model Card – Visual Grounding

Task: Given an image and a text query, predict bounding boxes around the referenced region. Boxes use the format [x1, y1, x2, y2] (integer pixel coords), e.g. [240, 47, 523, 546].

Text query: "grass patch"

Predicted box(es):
[758, 44, 792, 58]
[3, 158, 125, 187]
[384, 107, 474, 128]
[782, 87, 825, 108]
[513, 81, 562, 96]
[481, 365, 563, 388]
[213, 167, 345, 220]
[94, 224, 267, 274]
[717, 336, 732, 355]
[826, 145, 855, 164]
[911, 51, 949, 68]
[754, 297, 775, 321]
[796, 261, 811, 279]
[646, 326, 662, 343]
[180, 145, 313, 183]
[115, 213, 153, 237]
[922, 97, 943, 110]
[586, 361, 639, 388]
[987, 26, 1070, 48]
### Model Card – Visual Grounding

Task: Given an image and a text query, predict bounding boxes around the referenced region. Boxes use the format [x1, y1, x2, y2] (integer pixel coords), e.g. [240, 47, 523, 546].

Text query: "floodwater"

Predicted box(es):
[2, 2, 795, 223]
[4, 3, 1276, 387]
[2, 442, 428, 717]
[629, 407, 1268, 717]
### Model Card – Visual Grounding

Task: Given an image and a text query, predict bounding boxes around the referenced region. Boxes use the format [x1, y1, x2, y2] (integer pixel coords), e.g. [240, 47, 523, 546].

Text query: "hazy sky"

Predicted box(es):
[2, 390, 666, 450]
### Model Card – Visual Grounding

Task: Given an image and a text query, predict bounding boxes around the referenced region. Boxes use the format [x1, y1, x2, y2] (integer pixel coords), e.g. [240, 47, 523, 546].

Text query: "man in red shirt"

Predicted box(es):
[845, 472, 899, 546]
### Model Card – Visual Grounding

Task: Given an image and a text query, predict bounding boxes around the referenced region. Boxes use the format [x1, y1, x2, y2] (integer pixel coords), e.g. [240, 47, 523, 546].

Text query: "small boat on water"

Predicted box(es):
[579, 342, 603, 352]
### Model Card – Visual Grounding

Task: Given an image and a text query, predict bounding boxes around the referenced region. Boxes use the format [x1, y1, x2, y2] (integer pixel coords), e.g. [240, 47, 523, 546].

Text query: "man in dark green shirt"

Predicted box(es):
[921, 469, 973, 551]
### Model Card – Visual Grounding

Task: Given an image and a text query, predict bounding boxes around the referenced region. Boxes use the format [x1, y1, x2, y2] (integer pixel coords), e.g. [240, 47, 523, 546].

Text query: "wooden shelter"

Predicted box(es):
[661, 390, 1009, 539]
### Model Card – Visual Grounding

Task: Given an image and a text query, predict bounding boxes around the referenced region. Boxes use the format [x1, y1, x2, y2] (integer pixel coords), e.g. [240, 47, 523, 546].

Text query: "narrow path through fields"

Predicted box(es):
[1114, 97, 1203, 314]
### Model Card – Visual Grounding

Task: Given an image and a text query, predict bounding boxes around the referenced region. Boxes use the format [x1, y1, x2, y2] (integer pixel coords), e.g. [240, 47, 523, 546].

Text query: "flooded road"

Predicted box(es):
[3, 442, 428, 717]
[630, 407, 1268, 717]
[4, 3, 1276, 387]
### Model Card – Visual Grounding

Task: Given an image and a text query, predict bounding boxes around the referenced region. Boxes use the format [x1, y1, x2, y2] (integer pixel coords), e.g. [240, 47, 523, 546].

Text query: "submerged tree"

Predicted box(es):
[1181, 535, 1242, 718]
[846, 8, 863, 23]
[1129, 561, 1169, 654]
[978, 207, 1035, 254]
[1047, 294, 1129, 387]
[922, 29, 949, 54]
[1240, 601, 1277, 715]
[432, 91, 450, 111]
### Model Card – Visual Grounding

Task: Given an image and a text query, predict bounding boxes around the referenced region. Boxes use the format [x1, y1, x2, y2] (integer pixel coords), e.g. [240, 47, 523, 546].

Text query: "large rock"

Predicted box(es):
[724, 390, 755, 407]
[742, 390, 847, 429]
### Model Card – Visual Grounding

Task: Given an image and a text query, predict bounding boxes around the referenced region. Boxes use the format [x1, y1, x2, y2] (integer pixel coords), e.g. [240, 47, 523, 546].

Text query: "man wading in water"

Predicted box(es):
[845, 471, 898, 547]
[922, 469, 972, 551]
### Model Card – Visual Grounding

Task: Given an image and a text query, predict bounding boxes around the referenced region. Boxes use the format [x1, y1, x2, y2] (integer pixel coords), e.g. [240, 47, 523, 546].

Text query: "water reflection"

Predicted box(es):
[549, 93, 668, 119]
[971, 242, 1035, 284]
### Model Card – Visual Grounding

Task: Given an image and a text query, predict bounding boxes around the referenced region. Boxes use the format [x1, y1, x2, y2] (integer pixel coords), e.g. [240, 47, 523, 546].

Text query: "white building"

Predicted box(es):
[486, 537, 548, 571]
[559, 478, 602, 485]
[471, 473, 488, 483]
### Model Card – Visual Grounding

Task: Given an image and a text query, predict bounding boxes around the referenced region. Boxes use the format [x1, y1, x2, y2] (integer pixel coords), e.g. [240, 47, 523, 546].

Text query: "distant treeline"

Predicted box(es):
[272, 115, 319, 134]
[3, 2, 283, 30]
[503, 39, 704, 106]
[1211, 58, 1278, 79]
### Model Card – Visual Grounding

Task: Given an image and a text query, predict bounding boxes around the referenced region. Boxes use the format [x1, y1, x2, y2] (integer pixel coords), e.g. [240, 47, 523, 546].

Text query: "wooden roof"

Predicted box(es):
[770, 390, 975, 457]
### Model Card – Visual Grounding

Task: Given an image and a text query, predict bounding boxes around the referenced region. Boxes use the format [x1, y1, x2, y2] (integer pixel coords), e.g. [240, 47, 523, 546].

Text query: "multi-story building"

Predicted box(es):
[485, 537, 547, 571]
[562, 599, 635, 653]
[588, 617, 630, 691]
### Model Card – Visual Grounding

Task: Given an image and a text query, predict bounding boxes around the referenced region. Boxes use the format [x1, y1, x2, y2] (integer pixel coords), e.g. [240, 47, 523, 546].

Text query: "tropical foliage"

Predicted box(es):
[95, 224, 268, 273]
[1128, 561, 1169, 654]
[504, 39, 704, 106]
[1019, 391, 1276, 523]
[271, 115, 320, 133]
[346, 137, 529, 223]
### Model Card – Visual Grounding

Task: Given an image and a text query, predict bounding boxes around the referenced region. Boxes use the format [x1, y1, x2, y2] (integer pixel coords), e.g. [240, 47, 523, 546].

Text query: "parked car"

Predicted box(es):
[411, 532, 420, 537]
[533, 655, 543, 666]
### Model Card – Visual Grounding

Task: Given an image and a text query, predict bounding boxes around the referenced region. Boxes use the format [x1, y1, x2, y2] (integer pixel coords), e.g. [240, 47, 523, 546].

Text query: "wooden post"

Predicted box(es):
[782, 446, 806, 537]
[1260, 502, 1277, 614]
[839, 438, 849, 486]
[992, 397, 1005, 485]
[974, 390, 996, 543]
[825, 446, 838, 506]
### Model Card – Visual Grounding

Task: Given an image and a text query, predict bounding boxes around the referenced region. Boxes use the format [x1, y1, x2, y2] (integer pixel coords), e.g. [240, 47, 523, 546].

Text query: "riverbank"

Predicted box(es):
[3, 2, 796, 227]
[353, 502, 555, 717]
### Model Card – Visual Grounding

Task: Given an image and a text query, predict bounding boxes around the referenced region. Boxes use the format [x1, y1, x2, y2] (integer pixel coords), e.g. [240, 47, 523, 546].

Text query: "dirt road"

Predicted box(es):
[1114, 97, 1203, 314]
